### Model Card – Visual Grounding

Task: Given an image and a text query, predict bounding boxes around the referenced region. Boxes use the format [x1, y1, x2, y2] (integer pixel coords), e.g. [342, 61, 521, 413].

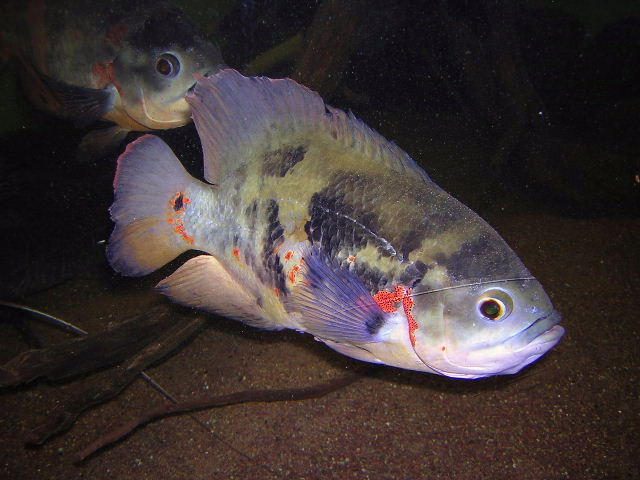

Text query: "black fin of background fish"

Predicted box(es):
[156, 255, 283, 330]
[186, 69, 431, 185]
[40, 74, 116, 127]
[107, 135, 197, 276]
[287, 247, 387, 344]
[76, 125, 129, 162]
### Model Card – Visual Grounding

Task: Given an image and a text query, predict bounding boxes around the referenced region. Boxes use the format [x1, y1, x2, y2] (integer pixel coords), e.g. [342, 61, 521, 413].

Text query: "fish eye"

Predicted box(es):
[156, 53, 181, 78]
[477, 290, 513, 321]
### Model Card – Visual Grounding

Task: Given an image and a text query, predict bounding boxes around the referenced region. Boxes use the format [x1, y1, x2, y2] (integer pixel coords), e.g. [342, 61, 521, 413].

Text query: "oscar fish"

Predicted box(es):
[106, 69, 564, 379]
[0, 0, 224, 159]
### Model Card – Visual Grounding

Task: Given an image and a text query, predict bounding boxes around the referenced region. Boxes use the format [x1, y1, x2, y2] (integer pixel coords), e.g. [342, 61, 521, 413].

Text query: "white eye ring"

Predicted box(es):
[477, 290, 513, 321]
[156, 53, 181, 78]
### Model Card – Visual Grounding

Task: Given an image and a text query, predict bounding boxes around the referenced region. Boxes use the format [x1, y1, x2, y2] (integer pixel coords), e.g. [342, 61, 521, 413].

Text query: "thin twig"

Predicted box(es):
[76, 366, 374, 462]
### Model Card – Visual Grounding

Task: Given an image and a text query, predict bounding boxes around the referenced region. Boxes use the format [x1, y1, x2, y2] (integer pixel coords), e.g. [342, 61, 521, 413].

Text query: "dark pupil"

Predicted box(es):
[157, 58, 172, 75]
[481, 300, 501, 319]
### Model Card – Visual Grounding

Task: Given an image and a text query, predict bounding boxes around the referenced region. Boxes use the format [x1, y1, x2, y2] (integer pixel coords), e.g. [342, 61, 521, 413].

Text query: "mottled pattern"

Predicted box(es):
[263, 145, 306, 177]
[303, 171, 457, 293]
[306, 172, 388, 258]
[352, 260, 389, 294]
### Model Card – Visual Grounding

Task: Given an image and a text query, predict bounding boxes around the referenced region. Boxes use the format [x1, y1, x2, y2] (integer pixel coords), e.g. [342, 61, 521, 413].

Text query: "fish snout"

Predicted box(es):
[505, 310, 564, 352]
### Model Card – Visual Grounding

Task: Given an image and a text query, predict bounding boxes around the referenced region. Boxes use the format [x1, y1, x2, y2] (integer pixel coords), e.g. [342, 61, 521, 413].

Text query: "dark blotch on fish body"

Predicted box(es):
[398, 260, 431, 288]
[365, 312, 386, 335]
[262, 199, 287, 294]
[263, 145, 306, 177]
[173, 194, 184, 212]
[436, 235, 512, 283]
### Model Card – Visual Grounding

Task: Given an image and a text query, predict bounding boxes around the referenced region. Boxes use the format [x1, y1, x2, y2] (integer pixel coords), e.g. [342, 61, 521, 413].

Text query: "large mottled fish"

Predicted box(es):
[0, 0, 224, 158]
[107, 69, 564, 379]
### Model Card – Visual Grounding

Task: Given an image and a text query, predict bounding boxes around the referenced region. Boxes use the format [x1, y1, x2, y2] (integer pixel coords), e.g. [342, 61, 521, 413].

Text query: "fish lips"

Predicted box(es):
[505, 310, 565, 353]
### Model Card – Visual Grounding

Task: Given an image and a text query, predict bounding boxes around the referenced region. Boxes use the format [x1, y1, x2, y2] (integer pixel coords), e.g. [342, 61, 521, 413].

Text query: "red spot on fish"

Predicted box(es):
[348, 256, 356, 263]
[233, 248, 241, 261]
[274, 288, 280, 297]
[441, 346, 446, 351]
[373, 286, 418, 347]
[284, 251, 293, 261]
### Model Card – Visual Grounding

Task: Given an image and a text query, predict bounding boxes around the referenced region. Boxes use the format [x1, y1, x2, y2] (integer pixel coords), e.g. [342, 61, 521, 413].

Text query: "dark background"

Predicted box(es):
[0, 1, 638, 479]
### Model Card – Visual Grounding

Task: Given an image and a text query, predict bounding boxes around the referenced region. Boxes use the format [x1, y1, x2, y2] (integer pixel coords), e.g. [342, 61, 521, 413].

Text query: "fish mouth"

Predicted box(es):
[505, 310, 564, 352]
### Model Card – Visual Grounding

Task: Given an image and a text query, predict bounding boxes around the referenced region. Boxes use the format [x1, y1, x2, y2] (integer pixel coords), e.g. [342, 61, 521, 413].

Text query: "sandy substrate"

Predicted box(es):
[0, 213, 638, 480]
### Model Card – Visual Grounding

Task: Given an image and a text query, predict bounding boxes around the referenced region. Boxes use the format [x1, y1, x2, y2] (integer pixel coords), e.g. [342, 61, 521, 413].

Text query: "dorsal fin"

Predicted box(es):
[186, 69, 432, 185]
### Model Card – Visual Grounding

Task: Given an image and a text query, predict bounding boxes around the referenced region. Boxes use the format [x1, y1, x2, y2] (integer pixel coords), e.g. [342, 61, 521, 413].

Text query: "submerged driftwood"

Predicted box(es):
[0, 304, 178, 387]
[1, 304, 207, 444]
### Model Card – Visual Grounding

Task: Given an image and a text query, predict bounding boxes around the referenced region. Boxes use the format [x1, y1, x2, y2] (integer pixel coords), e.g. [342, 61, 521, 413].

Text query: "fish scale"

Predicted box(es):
[107, 69, 564, 379]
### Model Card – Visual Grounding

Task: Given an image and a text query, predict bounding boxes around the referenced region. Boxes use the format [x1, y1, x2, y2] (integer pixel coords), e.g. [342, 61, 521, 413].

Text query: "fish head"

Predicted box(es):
[408, 278, 564, 378]
[111, 9, 224, 130]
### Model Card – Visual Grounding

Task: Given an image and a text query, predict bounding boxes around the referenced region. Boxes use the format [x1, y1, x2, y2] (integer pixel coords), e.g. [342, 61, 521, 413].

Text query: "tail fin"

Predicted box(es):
[107, 134, 200, 277]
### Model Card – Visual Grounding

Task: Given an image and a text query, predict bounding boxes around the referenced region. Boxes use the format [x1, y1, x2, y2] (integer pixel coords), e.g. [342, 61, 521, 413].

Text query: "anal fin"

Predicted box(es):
[156, 255, 280, 329]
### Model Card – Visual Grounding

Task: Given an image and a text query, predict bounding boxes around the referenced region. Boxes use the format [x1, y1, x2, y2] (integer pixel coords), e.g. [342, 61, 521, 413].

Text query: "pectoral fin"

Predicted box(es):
[76, 125, 129, 162]
[287, 247, 387, 344]
[40, 74, 116, 127]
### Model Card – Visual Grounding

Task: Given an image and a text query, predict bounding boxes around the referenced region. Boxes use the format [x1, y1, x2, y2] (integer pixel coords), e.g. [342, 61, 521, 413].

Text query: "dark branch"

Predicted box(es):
[24, 313, 207, 445]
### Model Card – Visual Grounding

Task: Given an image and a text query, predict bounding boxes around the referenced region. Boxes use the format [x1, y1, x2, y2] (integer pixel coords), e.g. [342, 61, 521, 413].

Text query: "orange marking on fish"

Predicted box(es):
[233, 248, 241, 262]
[273, 247, 279, 255]
[372, 286, 405, 313]
[274, 287, 280, 297]
[168, 192, 194, 244]
[348, 256, 356, 263]
[373, 286, 418, 347]
[92, 62, 116, 89]
[284, 251, 293, 261]
[289, 264, 300, 284]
